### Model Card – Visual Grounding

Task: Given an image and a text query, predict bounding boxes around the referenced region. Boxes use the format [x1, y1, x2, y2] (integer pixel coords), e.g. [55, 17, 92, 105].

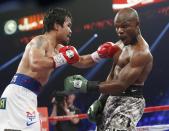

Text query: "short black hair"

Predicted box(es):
[43, 7, 72, 32]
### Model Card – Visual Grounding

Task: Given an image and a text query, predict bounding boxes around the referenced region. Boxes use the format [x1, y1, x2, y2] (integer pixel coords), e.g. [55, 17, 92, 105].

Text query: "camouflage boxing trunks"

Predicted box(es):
[97, 86, 145, 131]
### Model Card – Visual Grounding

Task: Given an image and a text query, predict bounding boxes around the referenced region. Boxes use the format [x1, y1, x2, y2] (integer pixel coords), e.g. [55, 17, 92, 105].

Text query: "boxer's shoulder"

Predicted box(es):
[29, 35, 49, 48]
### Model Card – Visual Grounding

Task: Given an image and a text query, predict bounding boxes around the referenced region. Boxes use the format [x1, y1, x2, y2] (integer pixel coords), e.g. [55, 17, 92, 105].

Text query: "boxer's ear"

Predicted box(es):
[54, 23, 60, 31]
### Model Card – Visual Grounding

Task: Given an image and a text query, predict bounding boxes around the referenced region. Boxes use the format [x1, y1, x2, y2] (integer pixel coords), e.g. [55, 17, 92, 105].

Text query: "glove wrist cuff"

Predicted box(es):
[91, 51, 102, 63]
[53, 53, 67, 68]
[87, 81, 100, 92]
[98, 94, 109, 106]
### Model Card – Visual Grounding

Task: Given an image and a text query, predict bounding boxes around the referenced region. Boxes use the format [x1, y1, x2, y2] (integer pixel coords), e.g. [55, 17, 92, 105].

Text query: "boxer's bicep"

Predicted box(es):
[118, 54, 148, 87]
[99, 63, 145, 94]
[29, 38, 53, 70]
[118, 63, 144, 87]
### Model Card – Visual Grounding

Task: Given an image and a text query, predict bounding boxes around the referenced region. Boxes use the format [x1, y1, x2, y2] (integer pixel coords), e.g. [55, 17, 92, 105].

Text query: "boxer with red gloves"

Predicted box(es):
[0, 8, 81, 131]
[72, 42, 121, 68]
[53, 42, 120, 68]
[63, 8, 153, 131]
[53, 46, 80, 68]
[91, 42, 120, 62]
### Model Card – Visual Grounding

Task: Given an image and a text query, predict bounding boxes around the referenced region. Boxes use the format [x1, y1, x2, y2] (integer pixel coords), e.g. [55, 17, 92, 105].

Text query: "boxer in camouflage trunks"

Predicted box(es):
[97, 86, 145, 131]
[63, 8, 153, 131]
[89, 8, 153, 131]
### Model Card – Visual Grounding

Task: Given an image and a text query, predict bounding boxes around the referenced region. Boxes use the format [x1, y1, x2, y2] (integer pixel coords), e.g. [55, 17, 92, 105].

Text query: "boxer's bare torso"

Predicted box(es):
[16, 35, 63, 85]
[109, 35, 153, 86]
[99, 8, 153, 94]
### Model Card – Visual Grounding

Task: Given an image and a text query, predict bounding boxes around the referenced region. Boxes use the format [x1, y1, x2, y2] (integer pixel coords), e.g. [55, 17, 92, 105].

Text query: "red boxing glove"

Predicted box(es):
[53, 46, 79, 68]
[98, 42, 120, 58]
[91, 42, 120, 62]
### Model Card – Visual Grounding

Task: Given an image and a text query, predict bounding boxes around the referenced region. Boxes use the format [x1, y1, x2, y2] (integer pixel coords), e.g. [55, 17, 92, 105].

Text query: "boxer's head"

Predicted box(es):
[43, 7, 72, 43]
[43, 7, 72, 32]
[114, 8, 140, 45]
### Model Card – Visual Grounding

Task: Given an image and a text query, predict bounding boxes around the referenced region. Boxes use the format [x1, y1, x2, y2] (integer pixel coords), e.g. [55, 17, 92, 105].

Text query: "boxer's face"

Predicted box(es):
[56, 17, 72, 44]
[114, 16, 138, 45]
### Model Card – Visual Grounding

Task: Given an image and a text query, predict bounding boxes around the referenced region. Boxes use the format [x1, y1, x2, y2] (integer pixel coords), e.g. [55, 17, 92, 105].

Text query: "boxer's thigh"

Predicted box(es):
[108, 97, 145, 130]
[0, 84, 40, 130]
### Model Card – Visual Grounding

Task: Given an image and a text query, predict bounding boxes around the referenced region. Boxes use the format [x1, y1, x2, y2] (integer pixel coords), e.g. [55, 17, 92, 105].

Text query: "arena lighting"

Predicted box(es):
[1, 19, 168, 73]
[18, 13, 44, 31]
[150, 22, 169, 52]
[82, 19, 113, 31]
[4, 13, 44, 35]
[4, 20, 17, 35]
[0, 52, 23, 71]
[94, 33, 98, 38]
[4, 14, 112, 35]
[112, 0, 166, 10]
[85, 59, 107, 79]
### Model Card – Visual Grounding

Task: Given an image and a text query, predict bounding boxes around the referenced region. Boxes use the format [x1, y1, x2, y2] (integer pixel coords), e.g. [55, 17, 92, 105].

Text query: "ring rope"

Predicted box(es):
[48, 105, 169, 121]
[144, 105, 169, 113]
[49, 114, 88, 122]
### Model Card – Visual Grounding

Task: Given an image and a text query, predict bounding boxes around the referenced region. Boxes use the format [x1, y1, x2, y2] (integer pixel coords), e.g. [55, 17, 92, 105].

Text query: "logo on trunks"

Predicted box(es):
[11, 75, 17, 83]
[26, 111, 37, 126]
[73, 80, 82, 89]
[0, 98, 6, 109]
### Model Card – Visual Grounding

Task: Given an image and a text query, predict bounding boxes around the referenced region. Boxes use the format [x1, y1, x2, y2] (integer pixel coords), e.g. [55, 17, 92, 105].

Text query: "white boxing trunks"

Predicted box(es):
[0, 73, 41, 131]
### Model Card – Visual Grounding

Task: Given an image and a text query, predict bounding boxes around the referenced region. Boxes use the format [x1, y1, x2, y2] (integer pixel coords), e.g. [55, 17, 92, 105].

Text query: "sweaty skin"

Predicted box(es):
[98, 8, 153, 94]
[17, 17, 96, 86]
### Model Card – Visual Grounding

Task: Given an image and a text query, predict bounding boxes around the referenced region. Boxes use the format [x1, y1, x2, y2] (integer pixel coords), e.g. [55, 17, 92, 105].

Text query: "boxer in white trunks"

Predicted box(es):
[0, 7, 120, 131]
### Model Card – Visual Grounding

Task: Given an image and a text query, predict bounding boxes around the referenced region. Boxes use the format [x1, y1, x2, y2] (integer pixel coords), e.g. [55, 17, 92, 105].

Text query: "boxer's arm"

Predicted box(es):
[64, 52, 152, 94]
[98, 53, 152, 94]
[73, 42, 120, 68]
[73, 54, 96, 68]
[29, 38, 54, 71]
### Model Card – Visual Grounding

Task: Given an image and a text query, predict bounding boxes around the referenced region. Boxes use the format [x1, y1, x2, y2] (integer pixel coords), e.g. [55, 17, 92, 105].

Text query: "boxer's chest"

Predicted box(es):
[117, 46, 132, 68]
[46, 46, 59, 57]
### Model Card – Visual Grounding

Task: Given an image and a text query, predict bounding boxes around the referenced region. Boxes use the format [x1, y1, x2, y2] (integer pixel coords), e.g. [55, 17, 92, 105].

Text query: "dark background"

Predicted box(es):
[0, 0, 169, 129]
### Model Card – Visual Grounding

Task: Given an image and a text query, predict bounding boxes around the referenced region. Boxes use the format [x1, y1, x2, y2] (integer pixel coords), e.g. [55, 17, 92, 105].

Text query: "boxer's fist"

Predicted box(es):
[98, 42, 120, 58]
[87, 100, 103, 123]
[91, 42, 120, 62]
[59, 46, 79, 64]
[64, 75, 88, 93]
[88, 94, 108, 123]
[64, 75, 100, 93]
[53, 46, 79, 68]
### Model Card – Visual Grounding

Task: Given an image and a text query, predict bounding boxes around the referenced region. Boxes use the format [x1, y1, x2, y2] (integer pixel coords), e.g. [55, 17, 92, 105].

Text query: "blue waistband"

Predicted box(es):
[10, 73, 41, 95]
